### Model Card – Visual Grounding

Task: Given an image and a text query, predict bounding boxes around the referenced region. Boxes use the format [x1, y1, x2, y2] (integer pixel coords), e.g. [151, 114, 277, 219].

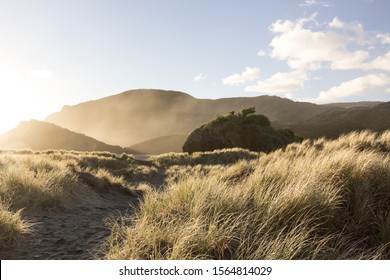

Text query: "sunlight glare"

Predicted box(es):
[0, 69, 46, 134]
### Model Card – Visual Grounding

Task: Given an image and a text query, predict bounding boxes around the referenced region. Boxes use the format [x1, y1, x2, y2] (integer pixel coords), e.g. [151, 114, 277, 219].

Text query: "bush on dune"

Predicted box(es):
[182, 108, 303, 154]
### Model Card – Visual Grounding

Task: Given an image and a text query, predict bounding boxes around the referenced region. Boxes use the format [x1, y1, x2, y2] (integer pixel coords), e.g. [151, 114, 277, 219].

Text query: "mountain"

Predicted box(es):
[128, 134, 188, 154]
[44, 89, 390, 152]
[326, 101, 383, 108]
[0, 120, 126, 153]
[45, 89, 336, 146]
[288, 102, 390, 139]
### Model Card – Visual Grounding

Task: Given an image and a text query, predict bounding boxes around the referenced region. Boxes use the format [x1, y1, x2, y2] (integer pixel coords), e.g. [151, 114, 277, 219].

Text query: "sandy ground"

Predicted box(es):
[132, 154, 156, 161]
[0, 178, 139, 260]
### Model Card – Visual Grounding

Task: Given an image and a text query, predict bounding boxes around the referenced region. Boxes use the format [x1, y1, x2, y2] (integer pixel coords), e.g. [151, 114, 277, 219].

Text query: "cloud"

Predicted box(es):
[193, 73, 206, 81]
[257, 50, 267, 57]
[329, 17, 366, 44]
[269, 15, 370, 71]
[284, 93, 294, 100]
[311, 74, 390, 103]
[300, 0, 331, 7]
[245, 70, 307, 93]
[377, 33, 390, 45]
[223, 67, 260, 86]
[30, 69, 53, 80]
[367, 51, 390, 71]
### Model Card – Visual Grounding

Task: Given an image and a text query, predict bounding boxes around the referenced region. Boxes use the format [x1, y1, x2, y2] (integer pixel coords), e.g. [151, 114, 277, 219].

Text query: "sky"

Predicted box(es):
[1, 0, 390, 133]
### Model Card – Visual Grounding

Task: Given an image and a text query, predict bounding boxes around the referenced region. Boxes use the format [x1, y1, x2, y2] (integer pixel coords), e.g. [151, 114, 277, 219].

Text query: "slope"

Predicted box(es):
[128, 134, 188, 154]
[289, 102, 390, 139]
[0, 120, 126, 153]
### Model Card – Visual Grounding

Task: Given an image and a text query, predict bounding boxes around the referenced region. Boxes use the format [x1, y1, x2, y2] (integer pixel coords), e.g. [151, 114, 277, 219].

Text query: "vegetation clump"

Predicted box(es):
[182, 107, 302, 153]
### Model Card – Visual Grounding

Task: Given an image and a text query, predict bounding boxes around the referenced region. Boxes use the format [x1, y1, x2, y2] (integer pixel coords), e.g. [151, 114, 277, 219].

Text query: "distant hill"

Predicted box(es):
[44, 89, 390, 152]
[0, 120, 126, 153]
[45, 89, 336, 146]
[326, 101, 383, 108]
[288, 102, 390, 139]
[128, 134, 188, 154]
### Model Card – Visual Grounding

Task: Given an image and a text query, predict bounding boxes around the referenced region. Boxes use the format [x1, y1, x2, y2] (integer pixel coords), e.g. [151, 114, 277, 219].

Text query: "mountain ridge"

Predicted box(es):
[45, 89, 341, 146]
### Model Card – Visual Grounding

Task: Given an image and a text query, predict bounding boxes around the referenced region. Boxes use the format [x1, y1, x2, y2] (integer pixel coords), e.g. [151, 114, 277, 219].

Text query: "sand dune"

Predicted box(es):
[0, 173, 138, 260]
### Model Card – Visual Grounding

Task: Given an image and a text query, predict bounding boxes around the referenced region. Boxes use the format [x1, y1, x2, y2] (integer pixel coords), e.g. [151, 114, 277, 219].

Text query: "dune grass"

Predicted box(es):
[0, 150, 151, 249]
[151, 148, 259, 167]
[2, 131, 390, 259]
[0, 205, 31, 249]
[105, 131, 390, 259]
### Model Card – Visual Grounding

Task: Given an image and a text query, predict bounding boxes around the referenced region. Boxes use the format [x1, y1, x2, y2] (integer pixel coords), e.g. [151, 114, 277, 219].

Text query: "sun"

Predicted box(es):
[0, 70, 42, 134]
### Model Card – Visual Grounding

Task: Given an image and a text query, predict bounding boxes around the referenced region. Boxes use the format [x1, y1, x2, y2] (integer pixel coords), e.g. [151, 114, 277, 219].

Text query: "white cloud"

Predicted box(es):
[284, 93, 294, 100]
[366, 51, 390, 71]
[377, 33, 390, 45]
[193, 73, 205, 81]
[331, 50, 370, 70]
[386, 88, 390, 93]
[223, 67, 260, 86]
[312, 74, 390, 103]
[30, 69, 53, 80]
[257, 49, 267, 57]
[245, 70, 307, 94]
[269, 15, 370, 71]
[300, 0, 331, 7]
[329, 17, 366, 44]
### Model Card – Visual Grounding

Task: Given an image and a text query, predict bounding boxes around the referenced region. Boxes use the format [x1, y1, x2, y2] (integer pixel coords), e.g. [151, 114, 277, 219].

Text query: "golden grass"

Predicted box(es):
[2, 131, 390, 259]
[0, 150, 151, 249]
[0, 204, 31, 248]
[105, 130, 390, 259]
[151, 148, 259, 166]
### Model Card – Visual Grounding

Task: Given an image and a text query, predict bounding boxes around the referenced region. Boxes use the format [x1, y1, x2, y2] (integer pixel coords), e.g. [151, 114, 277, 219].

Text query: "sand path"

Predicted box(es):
[0, 178, 139, 260]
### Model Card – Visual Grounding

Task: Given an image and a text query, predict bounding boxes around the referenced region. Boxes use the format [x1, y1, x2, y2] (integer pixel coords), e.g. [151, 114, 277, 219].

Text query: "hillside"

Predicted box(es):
[44, 89, 390, 151]
[289, 102, 390, 139]
[326, 101, 382, 108]
[0, 120, 126, 153]
[45, 89, 335, 146]
[128, 134, 188, 154]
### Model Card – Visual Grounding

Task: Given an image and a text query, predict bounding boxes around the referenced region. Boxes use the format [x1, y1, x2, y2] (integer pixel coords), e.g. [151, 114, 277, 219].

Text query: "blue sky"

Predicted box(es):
[1, 0, 390, 133]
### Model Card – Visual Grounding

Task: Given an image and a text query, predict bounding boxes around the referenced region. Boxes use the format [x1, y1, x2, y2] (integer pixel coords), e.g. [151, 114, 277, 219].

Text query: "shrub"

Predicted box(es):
[183, 108, 301, 153]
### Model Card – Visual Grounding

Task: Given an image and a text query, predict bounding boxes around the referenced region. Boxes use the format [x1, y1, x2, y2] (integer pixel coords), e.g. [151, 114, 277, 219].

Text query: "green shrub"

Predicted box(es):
[183, 108, 301, 153]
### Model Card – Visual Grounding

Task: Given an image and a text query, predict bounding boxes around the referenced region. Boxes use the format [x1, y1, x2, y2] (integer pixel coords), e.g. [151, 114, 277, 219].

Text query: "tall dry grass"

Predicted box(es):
[0, 150, 148, 249]
[106, 130, 390, 259]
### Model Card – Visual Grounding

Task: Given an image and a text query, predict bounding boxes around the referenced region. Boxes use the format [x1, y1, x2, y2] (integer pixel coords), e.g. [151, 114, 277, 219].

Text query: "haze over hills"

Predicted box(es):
[0, 89, 386, 154]
[45, 89, 340, 147]
[44, 89, 390, 153]
[0, 120, 127, 154]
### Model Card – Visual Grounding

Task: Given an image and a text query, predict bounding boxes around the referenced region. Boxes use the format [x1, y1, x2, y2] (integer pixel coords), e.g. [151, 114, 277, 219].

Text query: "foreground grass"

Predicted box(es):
[0, 150, 154, 249]
[2, 131, 390, 259]
[0, 205, 31, 248]
[106, 131, 390, 259]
